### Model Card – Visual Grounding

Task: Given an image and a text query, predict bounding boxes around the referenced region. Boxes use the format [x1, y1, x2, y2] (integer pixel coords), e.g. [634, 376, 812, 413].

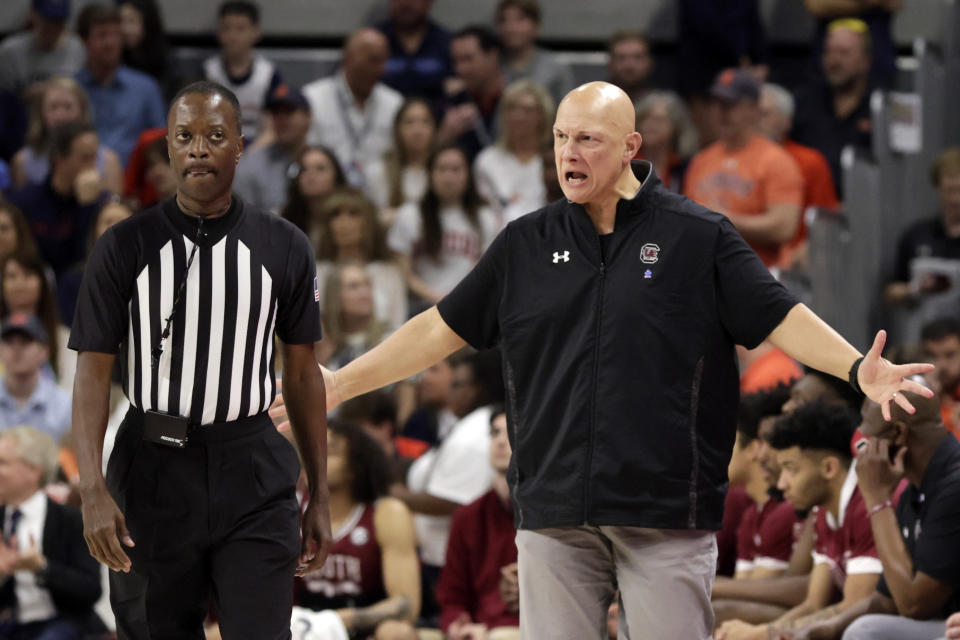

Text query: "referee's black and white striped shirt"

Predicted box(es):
[68, 197, 322, 425]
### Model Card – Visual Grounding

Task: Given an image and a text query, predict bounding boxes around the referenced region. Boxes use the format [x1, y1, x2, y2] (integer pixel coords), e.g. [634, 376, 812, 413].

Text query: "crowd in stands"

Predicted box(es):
[0, 0, 958, 637]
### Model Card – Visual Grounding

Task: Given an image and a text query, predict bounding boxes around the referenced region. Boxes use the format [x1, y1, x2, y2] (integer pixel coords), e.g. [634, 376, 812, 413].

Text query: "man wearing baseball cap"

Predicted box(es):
[0, 314, 71, 443]
[684, 68, 804, 269]
[0, 0, 86, 94]
[235, 85, 313, 214]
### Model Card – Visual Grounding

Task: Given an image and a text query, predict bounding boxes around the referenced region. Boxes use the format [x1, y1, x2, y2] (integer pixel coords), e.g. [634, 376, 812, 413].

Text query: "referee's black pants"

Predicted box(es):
[106, 407, 301, 640]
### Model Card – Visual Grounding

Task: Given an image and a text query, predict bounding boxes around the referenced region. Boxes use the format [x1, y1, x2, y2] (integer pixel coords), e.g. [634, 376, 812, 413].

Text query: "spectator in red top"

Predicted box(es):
[758, 82, 839, 269]
[774, 393, 960, 639]
[714, 371, 867, 627]
[717, 401, 881, 640]
[436, 406, 519, 640]
[295, 420, 420, 640]
[684, 69, 803, 267]
[718, 485, 756, 578]
[121, 126, 166, 208]
[920, 318, 960, 442]
[728, 385, 801, 580]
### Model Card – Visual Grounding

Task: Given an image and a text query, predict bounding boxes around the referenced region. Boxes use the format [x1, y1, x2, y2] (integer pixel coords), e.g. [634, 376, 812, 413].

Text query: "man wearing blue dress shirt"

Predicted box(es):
[74, 4, 165, 166]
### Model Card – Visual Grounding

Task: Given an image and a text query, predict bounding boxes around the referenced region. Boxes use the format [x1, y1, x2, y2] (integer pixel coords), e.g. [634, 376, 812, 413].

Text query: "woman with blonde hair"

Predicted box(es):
[315, 187, 407, 330]
[474, 79, 554, 225]
[317, 263, 390, 370]
[10, 76, 122, 193]
[634, 90, 698, 194]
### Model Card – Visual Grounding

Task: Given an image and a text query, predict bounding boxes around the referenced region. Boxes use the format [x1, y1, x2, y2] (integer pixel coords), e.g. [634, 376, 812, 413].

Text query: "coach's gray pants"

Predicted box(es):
[516, 526, 717, 640]
[842, 614, 947, 640]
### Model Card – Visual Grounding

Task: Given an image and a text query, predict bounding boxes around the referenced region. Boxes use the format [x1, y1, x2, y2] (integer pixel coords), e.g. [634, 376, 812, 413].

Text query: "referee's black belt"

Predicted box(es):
[127, 406, 273, 446]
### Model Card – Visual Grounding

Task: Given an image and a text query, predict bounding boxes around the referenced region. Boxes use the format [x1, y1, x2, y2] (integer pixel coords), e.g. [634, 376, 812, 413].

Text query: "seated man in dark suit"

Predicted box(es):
[0, 426, 102, 639]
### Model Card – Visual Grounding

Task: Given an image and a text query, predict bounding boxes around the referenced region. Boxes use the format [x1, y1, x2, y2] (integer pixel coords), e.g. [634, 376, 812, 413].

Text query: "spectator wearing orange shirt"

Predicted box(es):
[921, 317, 960, 441]
[738, 341, 803, 394]
[758, 83, 839, 269]
[684, 69, 803, 268]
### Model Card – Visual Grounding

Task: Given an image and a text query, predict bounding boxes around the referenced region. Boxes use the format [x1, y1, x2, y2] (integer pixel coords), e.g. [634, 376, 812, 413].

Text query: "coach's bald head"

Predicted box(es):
[559, 82, 637, 137]
[553, 82, 642, 212]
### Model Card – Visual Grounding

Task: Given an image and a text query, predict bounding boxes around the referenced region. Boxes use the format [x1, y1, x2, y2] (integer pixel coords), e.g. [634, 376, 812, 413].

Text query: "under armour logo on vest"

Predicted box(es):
[553, 251, 570, 263]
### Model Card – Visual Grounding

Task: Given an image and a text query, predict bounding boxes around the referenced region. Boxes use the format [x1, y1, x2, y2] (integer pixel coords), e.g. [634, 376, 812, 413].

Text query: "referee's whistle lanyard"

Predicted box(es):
[335, 81, 376, 187]
[150, 215, 205, 379]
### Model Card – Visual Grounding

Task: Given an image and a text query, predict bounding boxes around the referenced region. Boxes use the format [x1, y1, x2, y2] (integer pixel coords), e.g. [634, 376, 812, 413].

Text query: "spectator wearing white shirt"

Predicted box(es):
[303, 28, 403, 191]
[203, 1, 284, 145]
[365, 98, 436, 219]
[474, 79, 552, 226]
[387, 145, 498, 305]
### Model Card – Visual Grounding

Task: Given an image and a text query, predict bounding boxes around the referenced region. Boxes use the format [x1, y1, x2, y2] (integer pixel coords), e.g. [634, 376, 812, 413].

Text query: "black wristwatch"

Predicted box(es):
[848, 356, 865, 395]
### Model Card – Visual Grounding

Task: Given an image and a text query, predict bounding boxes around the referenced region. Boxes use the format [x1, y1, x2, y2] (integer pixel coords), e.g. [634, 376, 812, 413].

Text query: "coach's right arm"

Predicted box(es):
[320, 227, 511, 411]
[324, 306, 466, 410]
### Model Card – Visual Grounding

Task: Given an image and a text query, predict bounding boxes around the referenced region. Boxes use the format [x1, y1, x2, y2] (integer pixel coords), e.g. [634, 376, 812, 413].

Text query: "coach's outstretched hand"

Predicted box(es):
[858, 330, 935, 420]
[269, 367, 342, 432]
[81, 487, 134, 573]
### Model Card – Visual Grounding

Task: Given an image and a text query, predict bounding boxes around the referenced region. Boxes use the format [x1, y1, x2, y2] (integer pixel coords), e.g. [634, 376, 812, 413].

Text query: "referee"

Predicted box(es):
[69, 82, 331, 639]
[275, 82, 934, 639]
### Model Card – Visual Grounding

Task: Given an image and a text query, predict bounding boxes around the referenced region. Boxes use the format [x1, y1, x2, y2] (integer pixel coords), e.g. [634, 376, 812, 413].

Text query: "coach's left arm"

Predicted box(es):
[767, 303, 934, 419]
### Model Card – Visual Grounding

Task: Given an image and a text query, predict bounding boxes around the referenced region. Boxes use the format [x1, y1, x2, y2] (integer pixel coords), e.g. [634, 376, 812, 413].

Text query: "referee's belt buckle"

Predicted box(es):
[143, 410, 192, 448]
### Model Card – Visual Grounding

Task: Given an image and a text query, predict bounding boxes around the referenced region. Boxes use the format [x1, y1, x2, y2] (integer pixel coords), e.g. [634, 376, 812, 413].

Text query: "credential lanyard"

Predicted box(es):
[334, 81, 376, 183]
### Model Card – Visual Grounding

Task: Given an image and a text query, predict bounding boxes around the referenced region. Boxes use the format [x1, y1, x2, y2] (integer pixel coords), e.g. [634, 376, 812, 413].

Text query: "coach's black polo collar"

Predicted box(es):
[163, 195, 245, 246]
[564, 160, 660, 240]
[564, 159, 659, 215]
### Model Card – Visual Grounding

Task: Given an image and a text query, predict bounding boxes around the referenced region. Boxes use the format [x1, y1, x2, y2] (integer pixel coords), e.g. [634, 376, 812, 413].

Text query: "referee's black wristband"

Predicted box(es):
[848, 356, 866, 395]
